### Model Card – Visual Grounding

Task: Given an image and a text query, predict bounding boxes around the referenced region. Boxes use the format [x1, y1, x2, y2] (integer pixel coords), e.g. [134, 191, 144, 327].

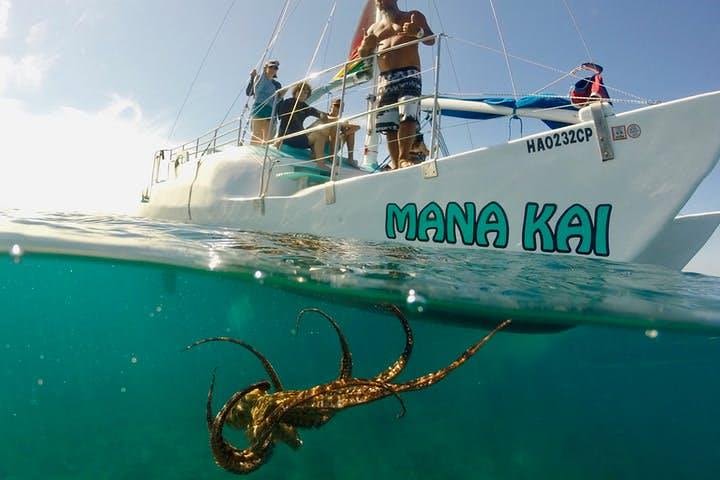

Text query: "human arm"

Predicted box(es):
[357, 27, 379, 58]
[272, 80, 283, 99]
[275, 98, 289, 117]
[276, 85, 289, 99]
[403, 12, 435, 46]
[308, 107, 328, 122]
[245, 69, 257, 96]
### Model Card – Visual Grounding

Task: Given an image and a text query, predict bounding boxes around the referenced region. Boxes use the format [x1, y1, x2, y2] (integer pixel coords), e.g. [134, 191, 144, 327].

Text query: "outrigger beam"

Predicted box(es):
[419, 97, 581, 125]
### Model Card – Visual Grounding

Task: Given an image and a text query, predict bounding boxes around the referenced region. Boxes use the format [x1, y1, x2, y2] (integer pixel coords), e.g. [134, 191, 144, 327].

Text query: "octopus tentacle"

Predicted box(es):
[393, 319, 511, 393]
[295, 308, 353, 380]
[210, 380, 273, 474]
[186, 337, 284, 391]
[376, 380, 406, 418]
[349, 379, 407, 418]
[284, 379, 407, 419]
[199, 307, 509, 476]
[373, 304, 414, 383]
[206, 369, 218, 431]
[275, 423, 304, 450]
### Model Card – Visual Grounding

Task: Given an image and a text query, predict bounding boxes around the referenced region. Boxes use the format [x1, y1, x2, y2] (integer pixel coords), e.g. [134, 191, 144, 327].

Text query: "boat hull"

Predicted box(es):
[140, 92, 720, 264]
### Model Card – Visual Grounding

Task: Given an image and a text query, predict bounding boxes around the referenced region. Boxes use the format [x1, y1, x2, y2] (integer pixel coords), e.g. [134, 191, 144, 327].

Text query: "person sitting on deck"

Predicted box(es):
[246, 60, 283, 145]
[311, 98, 362, 167]
[275, 82, 331, 170]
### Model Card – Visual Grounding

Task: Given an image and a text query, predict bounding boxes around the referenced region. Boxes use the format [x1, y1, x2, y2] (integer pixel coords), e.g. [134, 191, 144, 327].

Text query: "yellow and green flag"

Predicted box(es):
[333, 1, 375, 81]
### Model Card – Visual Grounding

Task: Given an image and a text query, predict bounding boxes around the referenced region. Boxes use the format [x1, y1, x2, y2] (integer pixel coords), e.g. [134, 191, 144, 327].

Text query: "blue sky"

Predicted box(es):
[0, 0, 718, 270]
[3, 0, 719, 136]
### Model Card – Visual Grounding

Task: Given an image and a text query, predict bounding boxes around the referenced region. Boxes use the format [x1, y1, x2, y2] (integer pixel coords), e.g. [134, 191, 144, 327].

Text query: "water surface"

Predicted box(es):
[0, 211, 718, 479]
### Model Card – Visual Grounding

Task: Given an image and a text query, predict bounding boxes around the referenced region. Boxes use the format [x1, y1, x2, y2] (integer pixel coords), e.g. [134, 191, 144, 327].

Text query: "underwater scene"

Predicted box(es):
[1, 212, 719, 479]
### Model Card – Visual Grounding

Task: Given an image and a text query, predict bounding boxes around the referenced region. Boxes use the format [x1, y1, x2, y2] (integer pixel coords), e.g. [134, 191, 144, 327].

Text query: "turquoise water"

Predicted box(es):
[1, 211, 720, 479]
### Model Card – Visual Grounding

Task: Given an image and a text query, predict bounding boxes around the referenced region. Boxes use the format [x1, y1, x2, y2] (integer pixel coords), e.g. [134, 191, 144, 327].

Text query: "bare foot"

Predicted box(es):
[315, 161, 331, 171]
[398, 159, 415, 168]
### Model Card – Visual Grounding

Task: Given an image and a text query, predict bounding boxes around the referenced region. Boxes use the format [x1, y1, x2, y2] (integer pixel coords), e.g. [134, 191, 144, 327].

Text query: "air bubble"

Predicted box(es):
[407, 289, 417, 303]
[406, 289, 427, 312]
[208, 253, 221, 270]
[9, 244, 23, 263]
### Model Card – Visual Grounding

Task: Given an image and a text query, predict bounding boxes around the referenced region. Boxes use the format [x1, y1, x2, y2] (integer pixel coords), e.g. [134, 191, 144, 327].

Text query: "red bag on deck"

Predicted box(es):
[570, 63, 611, 107]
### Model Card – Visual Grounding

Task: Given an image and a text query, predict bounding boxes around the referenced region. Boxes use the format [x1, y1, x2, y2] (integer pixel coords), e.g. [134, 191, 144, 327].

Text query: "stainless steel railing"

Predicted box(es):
[148, 34, 444, 193]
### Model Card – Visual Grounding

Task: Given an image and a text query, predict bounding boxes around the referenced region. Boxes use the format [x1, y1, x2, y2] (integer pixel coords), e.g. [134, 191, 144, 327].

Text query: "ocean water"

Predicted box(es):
[1, 211, 719, 479]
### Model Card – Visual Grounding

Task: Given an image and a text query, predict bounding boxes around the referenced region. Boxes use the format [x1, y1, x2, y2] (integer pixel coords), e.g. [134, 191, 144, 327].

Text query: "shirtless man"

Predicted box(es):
[358, 0, 434, 169]
[318, 99, 361, 166]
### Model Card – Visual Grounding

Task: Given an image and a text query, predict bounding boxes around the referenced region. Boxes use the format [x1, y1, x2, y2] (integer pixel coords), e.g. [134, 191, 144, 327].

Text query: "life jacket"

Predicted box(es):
[569, 63, 610, 107]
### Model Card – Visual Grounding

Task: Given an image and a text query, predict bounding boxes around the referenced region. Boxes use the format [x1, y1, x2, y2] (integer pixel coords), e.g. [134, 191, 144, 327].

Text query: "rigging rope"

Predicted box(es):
[167, 0, 237, 143]
[488, 0, 518, 99]
[220, 0, 295, 140]
[321, 4, 335, 69]
[431, 0, 474, 149]
[562, 0, 593, 63]
[280, 0, 338, 139]
[532, 72, 574, 94]
[448, 35, 651, 103]
[187, 0, 295, 219]
[266, 0, 297, 57]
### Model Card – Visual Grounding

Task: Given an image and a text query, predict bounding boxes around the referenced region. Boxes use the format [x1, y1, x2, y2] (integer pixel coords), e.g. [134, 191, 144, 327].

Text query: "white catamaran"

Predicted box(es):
[139, 1, 720, 270]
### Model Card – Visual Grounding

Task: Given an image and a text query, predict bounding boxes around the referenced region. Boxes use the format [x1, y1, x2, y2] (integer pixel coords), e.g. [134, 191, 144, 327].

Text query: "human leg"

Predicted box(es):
[308, 132, 330, 169]
[250, 104, 273, 145]
[376, 108, 400, 170]
[397, 120, 417, 168]
[375, 68, 422, 169]
[250, 118, 262, 145]
[257, 119, 271, 143]
[343, 126, 357, 164]
[385, 131, 400, 169]
[397, 95, 422, 168]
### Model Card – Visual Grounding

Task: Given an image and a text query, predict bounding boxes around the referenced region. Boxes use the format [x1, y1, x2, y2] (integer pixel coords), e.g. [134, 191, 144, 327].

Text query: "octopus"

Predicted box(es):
[186, 306, 511, 475]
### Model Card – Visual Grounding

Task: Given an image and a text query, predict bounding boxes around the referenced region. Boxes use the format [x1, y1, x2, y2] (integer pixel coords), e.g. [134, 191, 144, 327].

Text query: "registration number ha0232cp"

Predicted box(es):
[526, 127, 594, 154]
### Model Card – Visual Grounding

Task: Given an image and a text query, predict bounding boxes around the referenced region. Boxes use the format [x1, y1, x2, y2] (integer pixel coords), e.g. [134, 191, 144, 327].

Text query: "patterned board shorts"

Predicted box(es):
[376, 67, 422, 134]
